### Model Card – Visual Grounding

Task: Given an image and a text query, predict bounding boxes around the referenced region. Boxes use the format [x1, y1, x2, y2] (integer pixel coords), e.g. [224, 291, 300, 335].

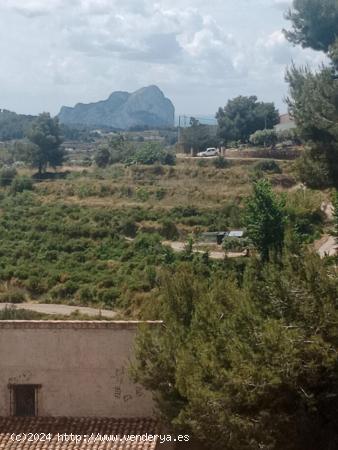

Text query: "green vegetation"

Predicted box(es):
[0, 2, 334, 449]
[0, 156, 324, 314]
[94, 146, 111, 168]
[129, 142, 176, 166]
[0, 109, 36, 141]
[285, 0, 338, 188]
[133, 251, 338, 450]
[180, 117, 217, 154]
[26, 113, 64, 175]
[284, 0, 338, 52]
[245, 180, 286, 261]
[94, 140, 175, 167]
[213, 156, 229, 169]
[216, 96, 279, 144]
[0, 167, 17, 187]
[252, 160, 282, 175]
[250, 129, 278, 147]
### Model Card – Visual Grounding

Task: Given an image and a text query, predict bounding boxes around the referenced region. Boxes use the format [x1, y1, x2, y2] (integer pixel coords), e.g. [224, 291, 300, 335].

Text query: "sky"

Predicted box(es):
[0, 0, 328, 117]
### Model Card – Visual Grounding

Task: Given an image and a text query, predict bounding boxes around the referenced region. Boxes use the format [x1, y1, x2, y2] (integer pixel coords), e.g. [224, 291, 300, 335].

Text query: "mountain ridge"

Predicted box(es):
[58, 85, 175, 130]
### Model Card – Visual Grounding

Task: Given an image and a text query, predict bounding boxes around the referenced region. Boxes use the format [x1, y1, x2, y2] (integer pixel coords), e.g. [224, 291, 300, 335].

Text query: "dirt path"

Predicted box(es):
[314, 235, 338, 258]
[0, 303, 117, 318]
[162, 241, 246, 259]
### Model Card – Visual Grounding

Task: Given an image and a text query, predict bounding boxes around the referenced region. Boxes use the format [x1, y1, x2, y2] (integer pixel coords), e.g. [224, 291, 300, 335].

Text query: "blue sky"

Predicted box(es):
[0, 0, 327, 117]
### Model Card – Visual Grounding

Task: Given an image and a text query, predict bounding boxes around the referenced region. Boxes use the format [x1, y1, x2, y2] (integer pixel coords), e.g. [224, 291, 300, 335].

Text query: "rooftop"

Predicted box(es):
[0, 417, 159, 449]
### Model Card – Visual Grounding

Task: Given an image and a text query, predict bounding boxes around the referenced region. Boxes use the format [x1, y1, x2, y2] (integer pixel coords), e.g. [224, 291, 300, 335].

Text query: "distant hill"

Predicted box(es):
[58, 86, 175, 130]
[0, 109, 36, 141]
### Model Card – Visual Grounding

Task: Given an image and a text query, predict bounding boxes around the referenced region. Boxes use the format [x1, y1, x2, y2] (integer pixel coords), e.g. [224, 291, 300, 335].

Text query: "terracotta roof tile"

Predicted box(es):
[0, 417, 159, 449]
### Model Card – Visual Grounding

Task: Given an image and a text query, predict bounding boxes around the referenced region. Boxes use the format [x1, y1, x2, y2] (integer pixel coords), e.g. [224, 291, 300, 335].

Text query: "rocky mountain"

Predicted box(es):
[58, 86, 175, 130]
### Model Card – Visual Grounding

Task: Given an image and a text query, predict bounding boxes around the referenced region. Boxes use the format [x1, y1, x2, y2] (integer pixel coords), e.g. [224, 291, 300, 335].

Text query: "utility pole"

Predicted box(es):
[177, 115, 181, 148]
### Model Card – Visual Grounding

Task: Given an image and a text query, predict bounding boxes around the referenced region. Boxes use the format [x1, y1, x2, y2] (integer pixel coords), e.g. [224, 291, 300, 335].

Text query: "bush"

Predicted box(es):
[94, 146, 111, 168]
[130, 143, 176, 166]
[249, 129, 278, 147]
[120, 219, 138, 238]
[161, 219, 179, 240]
[0, 289, 25, 303]
[223, 236, 250, 252]
[213, 156, 228, 169]
[136, 188, 150, 202]
[11, 176, 34, 193]
[197, 159, 208, 167]
[0, 306, 44, 320]
[253, 160, 282, 174]
[276, 128, 299, 144]
[155, 188, 166, 200]
[296, 151, 331, 188]
[0, 167, 17, 187]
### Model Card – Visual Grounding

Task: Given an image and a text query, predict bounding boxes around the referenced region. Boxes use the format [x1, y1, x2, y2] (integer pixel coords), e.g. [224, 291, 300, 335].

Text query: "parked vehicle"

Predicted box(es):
[197, 147, 218, 157]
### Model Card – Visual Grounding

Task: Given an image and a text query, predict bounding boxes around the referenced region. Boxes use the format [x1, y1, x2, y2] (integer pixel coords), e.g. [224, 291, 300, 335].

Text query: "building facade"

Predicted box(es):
[0, 321, 159, 418]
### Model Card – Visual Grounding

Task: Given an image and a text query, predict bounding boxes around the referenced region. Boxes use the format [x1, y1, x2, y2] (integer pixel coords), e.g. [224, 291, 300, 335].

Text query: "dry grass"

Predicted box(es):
[29, 158, 299, 210]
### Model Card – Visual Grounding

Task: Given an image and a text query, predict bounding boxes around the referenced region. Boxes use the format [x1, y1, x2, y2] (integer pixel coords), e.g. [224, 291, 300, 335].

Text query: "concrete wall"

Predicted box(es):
[0, 321, 160, 418]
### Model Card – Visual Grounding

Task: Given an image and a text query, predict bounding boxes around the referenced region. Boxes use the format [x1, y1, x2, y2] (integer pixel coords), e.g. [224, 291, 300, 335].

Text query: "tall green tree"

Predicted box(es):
[133, 255, 338, 450]
[245, 179, 286, 261]
[285, 0, 338, 187]
[94, 146, 111, 168]
[284, 0, 338, 52]
[26, 113, 64, 175]
[216, 96, 279, 144]
[286, 65, 338, 187]
[180, 117, 217, 154]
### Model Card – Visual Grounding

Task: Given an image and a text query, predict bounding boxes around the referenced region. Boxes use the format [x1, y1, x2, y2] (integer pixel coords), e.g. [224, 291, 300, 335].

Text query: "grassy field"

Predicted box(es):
[33, 158, 300, 209]
[0, 157, 329, 317]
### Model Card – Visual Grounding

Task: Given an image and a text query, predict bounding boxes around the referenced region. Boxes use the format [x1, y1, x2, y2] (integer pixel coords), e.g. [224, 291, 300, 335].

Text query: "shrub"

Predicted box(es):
[136, 188, 150, 202]
[120, 219, 138, 238]
[0, 289, 25, 303]
[94, 146, 110, 168]
[130, 143, 176, 166]
[155, 188, 166, 200]
[249, 129, 278, 147]
[296, 151, 331, 188]
[253, 160, 282, 174]
[161, 219, 179, 240]
[213, 156, 228, 169]
[223, 237, 250, 252]
[11, 176, 34, 193]
[0, 306, 44, 320]
[197, 159, 208, 168]
[0, 167, 17, 187]
[276, 128, 299, 144]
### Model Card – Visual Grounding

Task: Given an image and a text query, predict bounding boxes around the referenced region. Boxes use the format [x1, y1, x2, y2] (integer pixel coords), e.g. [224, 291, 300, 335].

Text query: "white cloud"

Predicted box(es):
[0, 0, 329, 116]
[1, 0, 66, 16]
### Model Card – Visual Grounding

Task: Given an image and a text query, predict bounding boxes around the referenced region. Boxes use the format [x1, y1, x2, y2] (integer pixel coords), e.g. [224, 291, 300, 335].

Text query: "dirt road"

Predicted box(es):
[0, 303, 117, 318]
[162, 241, 246, 259]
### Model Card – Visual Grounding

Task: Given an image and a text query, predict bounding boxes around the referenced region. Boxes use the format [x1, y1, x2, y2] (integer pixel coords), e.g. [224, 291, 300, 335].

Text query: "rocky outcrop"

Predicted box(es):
[58, 85, 175, 129]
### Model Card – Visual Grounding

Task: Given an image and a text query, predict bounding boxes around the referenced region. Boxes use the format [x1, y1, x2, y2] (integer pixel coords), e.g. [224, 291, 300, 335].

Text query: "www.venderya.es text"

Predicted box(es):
[11, 433, 190, 444]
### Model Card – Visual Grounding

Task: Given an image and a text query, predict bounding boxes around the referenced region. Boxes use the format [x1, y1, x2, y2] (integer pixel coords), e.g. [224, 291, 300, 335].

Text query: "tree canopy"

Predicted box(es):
[0, 109, 36, 141]
[284, 0, 338, 53]
[285, 1, 338, 187]
[180, 117, 218, 154]
[245, 179, 286, 261]
[133, 253, 338, 450]
[26, 113, 64, 174]
[216, 96, 279, 144]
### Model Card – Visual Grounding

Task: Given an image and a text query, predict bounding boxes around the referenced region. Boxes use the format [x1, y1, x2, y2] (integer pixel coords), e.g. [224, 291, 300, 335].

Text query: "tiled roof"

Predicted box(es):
[0, 417, 159, 449]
